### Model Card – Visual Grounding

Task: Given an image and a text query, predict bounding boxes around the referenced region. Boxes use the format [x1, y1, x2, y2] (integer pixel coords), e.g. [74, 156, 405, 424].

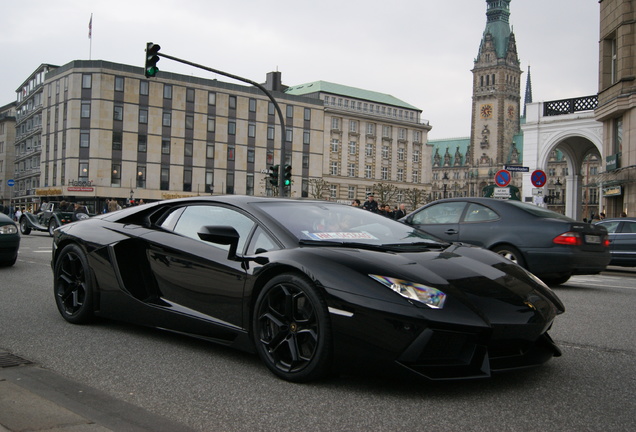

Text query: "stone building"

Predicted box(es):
[0, 102, 16, 209]
[595, 0, 636, 217]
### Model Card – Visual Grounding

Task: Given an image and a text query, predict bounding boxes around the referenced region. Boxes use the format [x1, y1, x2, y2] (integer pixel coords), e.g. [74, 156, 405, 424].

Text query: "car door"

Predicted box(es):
[455, 202, 501, 247]
[611, 220, 636, 265]
[141, 204, 256, 328]
[408, 201, 466, 242]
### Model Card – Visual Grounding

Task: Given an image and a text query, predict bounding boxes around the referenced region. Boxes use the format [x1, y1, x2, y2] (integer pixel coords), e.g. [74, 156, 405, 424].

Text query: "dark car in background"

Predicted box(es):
[0, 212, 20, 266]
[401, 197, 611, 285]
[595, 217, 636, 267]
[52, 196, 564, 382]
[20, 201, 89, 236]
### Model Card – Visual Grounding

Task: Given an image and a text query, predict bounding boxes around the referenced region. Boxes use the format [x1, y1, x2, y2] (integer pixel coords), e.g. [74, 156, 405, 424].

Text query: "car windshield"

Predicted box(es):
[255, 201, 440, 246]
[504, 200, 574, 221]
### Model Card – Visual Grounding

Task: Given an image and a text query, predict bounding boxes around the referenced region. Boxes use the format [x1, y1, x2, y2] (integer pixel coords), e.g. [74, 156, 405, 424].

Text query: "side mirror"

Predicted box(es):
[198, 225, 240, 260]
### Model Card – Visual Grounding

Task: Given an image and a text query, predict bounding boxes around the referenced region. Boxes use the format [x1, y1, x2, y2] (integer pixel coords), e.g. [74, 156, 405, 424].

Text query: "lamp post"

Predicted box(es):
[442, 172, 449, 199]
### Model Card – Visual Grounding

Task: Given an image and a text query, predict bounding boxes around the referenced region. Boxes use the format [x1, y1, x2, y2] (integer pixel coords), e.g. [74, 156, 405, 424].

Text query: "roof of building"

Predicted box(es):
[285, 80, 421, 111]
[481, 0, 512, 59]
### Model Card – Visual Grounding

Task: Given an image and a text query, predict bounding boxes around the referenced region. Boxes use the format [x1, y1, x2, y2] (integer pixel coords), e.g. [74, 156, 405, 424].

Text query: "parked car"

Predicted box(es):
[20, 202, 89, 236]
[0, 212, 20, 266]
[52, 196, 564, 382]
[594, 217, 636, 267]
[400, 197, 611, 285]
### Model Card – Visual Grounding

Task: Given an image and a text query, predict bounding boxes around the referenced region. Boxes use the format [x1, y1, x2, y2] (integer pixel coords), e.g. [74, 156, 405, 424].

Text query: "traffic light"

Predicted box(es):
[269, 165, 279, 186]
[145, 42, 161, 78]
[283, 164, 292, 186]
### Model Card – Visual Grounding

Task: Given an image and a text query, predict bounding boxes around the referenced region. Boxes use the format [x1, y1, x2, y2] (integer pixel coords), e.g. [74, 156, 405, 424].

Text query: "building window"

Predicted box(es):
[207, 118, 215, 132]
[397, 168, 404, 182]
[382, 125, 391, 137]
[139, 109, 148, 124]
[365, 165, 372, 178]
[348, 163, 356, 177]
[226, 172, 234, 194]
[286, 105, 294, 118]
[208, 92, 216, 105]
[304, 108, 311, 121]
[249, 98, 257, 112]
[183, 168, 192, 192]
[80, 131, 89, 148]
[114, 106, 123, 121]
[82, 74, 92, 89]
[163, 84, 172, 99]
[286, 128, 292, 142]
[248, 123, 256, 138]
[412, 170, 419, 183]
[303, 131, 310, 145]
[161, 166, 170, 190]
[228, 121, 236, 135]
[227, 145, 235, 161]
[138, 135, 147, 152]
[229, 95, 237, 109]
[136, 166, 146, 188]
[162, 112, 171, 127]
[268, 102, 275, 115]
[185, 115, 194, 130]
[206, 143, 214, 159]
[382, 146, 389, 159]
[79, 162, 89, 180]
[139, 81, 149, 96]
[114, 77, 124, 92]
[397, 147, 404, 161]
[348, 186, 356, 200]
[81, 102, 90, 118]
[205, 170, 214, 193]
[184, 141, 193, 157]
[329, 185, 337, 199]
[247, 149, 255, 163]
[349, 120, 358, 133]
[367, 123, 375, 135]
[246, 173, 254, 195]
[112, 132, 122, 150]
[413, 149, 420, 163]
[349, 141, 357, 155]
[331, 139, 339, 152]
[266, 150, 274, 165]
[111, 164, 121, 187]
[381, 167, 388, 180]
[331, 117, 340, 130]
[398, 128, 406, 140]
[365, 143, 373, 156]
[162, 138, 170, 154]
[330, 161, 339, 176]
[267, 126, 275, 140]
[413, 131, 421, 143]
[302, 155, 309, 168]
[614, 116, 623, 154]
[186, 88, 195, 103]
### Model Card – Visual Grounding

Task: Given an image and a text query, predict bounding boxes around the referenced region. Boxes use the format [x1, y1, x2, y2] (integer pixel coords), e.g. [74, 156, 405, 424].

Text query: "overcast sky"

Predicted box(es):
[1, 0, 599, 140]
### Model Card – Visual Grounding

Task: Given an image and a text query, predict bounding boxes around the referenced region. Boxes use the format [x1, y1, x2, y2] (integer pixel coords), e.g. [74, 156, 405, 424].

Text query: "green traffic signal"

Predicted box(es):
[283, 164, 292, 186]
[145, 42, 161, 78]
[269, 165, 279, 186]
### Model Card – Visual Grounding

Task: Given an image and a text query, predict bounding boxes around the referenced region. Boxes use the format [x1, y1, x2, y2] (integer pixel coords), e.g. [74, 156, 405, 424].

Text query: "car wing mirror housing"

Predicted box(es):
[198, 225, 240, 260]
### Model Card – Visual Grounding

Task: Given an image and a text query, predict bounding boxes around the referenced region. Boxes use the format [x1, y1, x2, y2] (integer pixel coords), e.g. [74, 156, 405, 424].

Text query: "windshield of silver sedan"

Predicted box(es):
[255, 202, 442, 247]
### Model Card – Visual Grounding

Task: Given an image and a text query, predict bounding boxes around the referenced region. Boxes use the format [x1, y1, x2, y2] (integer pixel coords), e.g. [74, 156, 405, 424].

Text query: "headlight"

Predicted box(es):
[0, 225, 18, 235]
[369, 274, 446, 309]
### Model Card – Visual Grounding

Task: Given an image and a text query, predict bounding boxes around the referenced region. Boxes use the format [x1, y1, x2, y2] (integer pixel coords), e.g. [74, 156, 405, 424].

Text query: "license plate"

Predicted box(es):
[585, 235, 601, 244]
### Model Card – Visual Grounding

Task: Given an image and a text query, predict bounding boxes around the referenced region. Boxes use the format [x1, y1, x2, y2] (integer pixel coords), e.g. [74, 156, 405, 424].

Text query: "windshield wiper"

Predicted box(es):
[298, 240, 445, 252]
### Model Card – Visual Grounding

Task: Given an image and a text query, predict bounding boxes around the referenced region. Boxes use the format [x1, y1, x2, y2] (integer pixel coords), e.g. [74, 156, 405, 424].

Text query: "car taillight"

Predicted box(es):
[603, 237, 610, 247]
[553, 232, 582, 246]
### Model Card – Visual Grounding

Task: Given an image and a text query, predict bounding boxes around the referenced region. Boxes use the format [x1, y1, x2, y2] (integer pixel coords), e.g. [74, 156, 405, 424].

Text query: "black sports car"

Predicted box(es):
[52, 196, 565, 382]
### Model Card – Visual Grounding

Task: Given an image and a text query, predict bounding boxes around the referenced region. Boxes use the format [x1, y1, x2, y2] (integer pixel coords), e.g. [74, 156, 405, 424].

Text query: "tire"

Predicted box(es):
[19, 217, 31, 235]
[48, 219, 59, 236]
[53, 244, 94, 324]
[492, 244, 526, 268]
[252, 273, 333, 382]
[541, 275, 571, 286]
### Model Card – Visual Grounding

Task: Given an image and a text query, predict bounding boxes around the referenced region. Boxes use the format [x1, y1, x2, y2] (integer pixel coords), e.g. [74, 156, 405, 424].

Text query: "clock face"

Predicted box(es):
[480, 104, 493, 119]
[508, 105, 515, 119]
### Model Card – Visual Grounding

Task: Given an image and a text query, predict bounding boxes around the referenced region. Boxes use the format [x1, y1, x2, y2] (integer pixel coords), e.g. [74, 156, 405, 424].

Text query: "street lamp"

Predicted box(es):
[442, 172, 449, 199]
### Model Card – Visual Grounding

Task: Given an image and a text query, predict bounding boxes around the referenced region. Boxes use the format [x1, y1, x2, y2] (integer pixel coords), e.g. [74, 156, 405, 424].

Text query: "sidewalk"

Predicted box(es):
[0, 352, 196, 432]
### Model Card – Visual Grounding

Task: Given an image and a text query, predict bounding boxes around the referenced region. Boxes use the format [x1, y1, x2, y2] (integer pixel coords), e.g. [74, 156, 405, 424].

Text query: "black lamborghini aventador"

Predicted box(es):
[52, 195, 565, 382]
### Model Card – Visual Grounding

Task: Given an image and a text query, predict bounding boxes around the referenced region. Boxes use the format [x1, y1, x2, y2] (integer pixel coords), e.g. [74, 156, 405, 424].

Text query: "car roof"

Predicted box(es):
[598, 217, 636, 223]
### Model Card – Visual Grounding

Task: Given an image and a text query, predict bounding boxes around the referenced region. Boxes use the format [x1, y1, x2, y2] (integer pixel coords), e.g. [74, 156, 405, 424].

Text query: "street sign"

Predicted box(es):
[531, 170, 547, 187]
[504, 165, 529, 172]
[493, 187, 511, 198]
[7, 179, 15, 187]
[494, 169, 511, 187]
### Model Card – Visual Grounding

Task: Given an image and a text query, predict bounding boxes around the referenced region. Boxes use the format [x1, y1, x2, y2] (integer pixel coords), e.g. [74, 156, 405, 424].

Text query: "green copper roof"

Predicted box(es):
[285, 80, 420, 111]
[482, 0, 512, 59]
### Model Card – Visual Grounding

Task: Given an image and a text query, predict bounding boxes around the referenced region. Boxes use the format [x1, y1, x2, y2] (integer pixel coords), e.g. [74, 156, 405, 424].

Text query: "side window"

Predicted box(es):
[412, 202, 465, 224]
[246, 226, 279, 255]
[600, 221, 620, 234]
[620, 222, 636, 234]
[171, 205, 255, 252]
[464, 203, 498, 222]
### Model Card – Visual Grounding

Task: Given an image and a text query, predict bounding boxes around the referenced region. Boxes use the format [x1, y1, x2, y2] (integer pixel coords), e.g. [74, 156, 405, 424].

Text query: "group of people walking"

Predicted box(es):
[351, 194, 407, 220]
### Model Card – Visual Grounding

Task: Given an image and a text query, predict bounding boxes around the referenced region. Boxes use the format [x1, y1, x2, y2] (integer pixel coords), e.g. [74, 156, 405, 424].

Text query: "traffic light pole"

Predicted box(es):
[150, 49, 288, 196]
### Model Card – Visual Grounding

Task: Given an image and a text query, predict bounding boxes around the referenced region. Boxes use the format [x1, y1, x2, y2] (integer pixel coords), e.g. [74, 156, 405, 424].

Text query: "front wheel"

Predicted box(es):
[19, 217, 31, 235]
[252, 273, 333, 382]
[48, 219, 59, 236]
[53, 244, 94, 324]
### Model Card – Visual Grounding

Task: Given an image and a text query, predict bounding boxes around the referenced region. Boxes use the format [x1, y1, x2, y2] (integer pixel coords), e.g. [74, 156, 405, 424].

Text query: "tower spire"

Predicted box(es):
[480, 0, 512, 59]
[523, 65, 533, 117]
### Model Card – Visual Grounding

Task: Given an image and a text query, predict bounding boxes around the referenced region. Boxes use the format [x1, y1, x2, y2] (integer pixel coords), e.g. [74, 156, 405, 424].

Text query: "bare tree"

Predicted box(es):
[308, 178, 330, 199]
[403, 187, 428, 211]
[373, 182, 399, 206]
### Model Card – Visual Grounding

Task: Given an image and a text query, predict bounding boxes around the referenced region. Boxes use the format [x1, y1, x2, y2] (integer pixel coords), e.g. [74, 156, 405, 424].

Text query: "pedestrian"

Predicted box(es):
[351, 199, 361, 207]
[14, 207, 22, 221]
[362, 194, 378, 213]
[72, 203, 89, 221]
[621, 211, 627, 217]
[393, 203, 407, 220]
[380, 204, 393, 218]
[107, 199, 118, 213]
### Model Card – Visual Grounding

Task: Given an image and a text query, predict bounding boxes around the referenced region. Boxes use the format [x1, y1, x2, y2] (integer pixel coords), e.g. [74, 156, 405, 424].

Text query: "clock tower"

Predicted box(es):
[469, 0, 522, 193]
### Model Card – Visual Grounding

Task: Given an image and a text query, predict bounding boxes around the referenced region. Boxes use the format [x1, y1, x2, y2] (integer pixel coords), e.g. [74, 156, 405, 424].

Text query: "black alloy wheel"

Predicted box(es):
[48, 219, 58, 236]
[253, 273, 333, 382]
[54, 244, 94, 324]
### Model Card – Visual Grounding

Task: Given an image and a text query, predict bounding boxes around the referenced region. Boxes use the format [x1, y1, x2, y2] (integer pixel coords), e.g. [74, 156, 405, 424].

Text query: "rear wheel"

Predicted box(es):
[53, 244, 94, 324]
[492, 244, 526, 268]
[253, 273, 333, 382]
[541, 275, 571, 286]
[48, 219, 59, 236]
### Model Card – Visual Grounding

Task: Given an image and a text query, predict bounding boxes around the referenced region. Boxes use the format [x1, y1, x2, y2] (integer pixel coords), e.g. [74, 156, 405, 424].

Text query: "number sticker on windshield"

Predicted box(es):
[303, 231, 378, 241]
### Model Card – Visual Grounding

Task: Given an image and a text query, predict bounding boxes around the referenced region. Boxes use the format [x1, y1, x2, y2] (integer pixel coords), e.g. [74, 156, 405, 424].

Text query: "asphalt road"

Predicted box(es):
[1, 232, 635, 431]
